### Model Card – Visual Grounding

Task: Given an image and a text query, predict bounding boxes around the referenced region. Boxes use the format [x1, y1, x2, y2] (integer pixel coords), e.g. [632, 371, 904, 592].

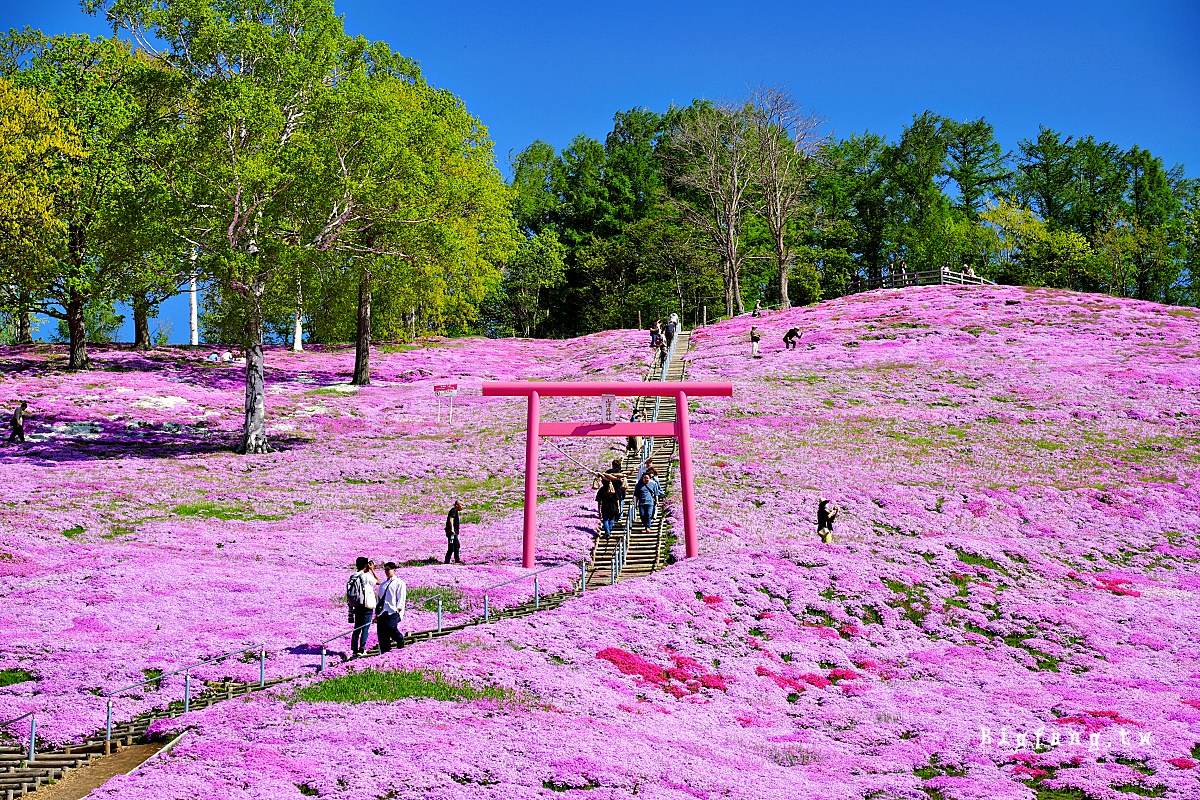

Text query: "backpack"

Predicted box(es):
[346, 573, 368, 609]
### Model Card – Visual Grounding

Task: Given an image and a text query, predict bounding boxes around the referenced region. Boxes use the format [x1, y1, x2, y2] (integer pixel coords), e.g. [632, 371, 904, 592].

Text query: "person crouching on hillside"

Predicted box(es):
[817, 498, 839, 544]
[783, 328, 801, 351]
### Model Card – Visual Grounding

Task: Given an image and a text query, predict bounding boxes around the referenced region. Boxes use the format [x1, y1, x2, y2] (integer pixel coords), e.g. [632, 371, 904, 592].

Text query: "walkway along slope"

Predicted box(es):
[586, 330, 690, 588]
[2, 331, 696, 800]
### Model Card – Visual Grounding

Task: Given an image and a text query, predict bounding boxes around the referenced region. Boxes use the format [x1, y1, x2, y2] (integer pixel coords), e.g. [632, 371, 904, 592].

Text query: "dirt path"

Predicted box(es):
[32, 743, 164, 800]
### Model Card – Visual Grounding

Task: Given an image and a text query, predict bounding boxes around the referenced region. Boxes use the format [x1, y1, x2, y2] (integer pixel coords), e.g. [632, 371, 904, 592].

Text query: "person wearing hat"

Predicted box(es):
[375, 562, 407, 653]
[817, 498, 839, 544]
[749, 326, 762, 358]
[445, 501, 463, 564]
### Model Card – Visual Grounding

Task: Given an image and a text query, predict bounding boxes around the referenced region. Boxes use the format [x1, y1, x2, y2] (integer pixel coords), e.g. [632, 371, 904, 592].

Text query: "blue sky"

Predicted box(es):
[7, 0, 1198, 342]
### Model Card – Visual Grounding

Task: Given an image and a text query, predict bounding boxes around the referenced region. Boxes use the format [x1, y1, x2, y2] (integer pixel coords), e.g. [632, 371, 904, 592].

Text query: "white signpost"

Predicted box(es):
[601, 393, 617, 424]
[434, 383, 459, 424]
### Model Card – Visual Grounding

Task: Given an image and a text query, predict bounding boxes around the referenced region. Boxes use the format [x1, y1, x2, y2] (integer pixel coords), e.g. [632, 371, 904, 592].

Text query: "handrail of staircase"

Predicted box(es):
[481, 558, 588, 623]
[611, 327, 681, 583]
[0, 710, 35, 763]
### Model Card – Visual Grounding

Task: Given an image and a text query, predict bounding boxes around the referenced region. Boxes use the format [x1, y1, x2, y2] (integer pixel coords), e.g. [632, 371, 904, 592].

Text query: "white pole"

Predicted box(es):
[188, 262, 199, 346]
[448, 395, 453, 425]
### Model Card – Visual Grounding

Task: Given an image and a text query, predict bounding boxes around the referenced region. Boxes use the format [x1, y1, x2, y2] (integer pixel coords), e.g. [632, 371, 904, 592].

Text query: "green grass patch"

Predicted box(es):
[1113, 785, 1165, 797]
[408, 586, 465, 615]
[0, 668, 34, 687]
[543, 778, 599, 792]
[955, 549, 1010, 576]
[142, 668, 163, 690]
[293, 668, 508, 705]
[172, 501, 285, 521]
[61, 525, 85, 539]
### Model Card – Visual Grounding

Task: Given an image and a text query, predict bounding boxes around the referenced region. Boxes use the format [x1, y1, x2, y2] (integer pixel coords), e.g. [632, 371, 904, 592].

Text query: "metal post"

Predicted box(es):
[611, 558, 615, 585]
[581, 560, 587, 591]
[534, 575, 540, 610]
[448, 395, 454, 425]
[675, 389, 699, 559]
[320, 647, 326, 673]
[28, 716, 35, 763]
[184, 672, 191, 713]
[105, 700, 113, 753]
[483, 593, 489, 622]
[522, 391, 540, 568]
[259, 645, 265, 687]
[437, 597, 443, 633]
[703, 306, 707, 326]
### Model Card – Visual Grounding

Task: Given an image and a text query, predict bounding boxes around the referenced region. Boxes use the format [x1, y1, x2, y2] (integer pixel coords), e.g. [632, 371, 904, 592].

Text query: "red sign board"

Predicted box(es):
[433, 384, 458, 396]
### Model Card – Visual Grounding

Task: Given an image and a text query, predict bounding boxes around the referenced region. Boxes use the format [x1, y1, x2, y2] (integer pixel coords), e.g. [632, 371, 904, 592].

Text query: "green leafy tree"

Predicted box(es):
[500, 228, 566, 337]
[0, 73, 83, 344]
[943, 117, 1008, 219]
[3, 32, 150, 368]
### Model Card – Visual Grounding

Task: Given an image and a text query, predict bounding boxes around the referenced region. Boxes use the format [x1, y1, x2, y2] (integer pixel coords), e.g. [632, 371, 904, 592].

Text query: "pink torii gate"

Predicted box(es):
[482, 381, 734, 568]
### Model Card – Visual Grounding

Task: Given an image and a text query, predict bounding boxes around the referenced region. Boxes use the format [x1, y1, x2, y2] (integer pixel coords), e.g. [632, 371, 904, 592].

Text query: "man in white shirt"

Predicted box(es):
[375, 562, 407, 653]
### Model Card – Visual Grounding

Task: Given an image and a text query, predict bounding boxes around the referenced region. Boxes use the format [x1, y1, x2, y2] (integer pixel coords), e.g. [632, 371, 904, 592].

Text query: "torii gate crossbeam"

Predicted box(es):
[482, 381, 732, 568]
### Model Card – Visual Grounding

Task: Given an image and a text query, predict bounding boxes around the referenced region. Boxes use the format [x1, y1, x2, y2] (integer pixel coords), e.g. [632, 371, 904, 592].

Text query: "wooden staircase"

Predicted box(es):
[586, 330, 689, 588]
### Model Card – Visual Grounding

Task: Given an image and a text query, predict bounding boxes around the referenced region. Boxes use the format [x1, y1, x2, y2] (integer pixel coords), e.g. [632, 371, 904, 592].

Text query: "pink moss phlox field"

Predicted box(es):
[4, 286, 1200, 799]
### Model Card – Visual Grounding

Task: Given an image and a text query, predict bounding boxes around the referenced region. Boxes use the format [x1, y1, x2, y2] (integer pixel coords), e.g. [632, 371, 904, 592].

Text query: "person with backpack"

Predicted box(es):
[594, 459, 626, 539]
[750, 326, 762, 358]
[445, 501, 463, 564]
[375, 562, 407, 653]
[346, 557, 380, 658]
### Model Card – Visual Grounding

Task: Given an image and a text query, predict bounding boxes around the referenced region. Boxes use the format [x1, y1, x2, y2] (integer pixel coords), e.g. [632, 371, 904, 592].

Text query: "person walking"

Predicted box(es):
[444, 501, 463, 564]
[817, 498, 839, 544]
[750, 326, 761, 358]
[649, 324, 661, 351]
[633, 471, 664, 531]
[783, 328, 802, 350]
[346, 557, 380, 657]
[626, 411, 643, 457]
[596, 479, 622, 539]
[375, 562, 407, 653]
[8, 401, 28, 444]
[664, 317, 676, 350]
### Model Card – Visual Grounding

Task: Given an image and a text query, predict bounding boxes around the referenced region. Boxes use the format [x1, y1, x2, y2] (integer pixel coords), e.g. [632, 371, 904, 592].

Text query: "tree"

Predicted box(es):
[3, 32, 151, 368]
[1014, 127, 1075, 230]
[661, 100, 758, 317]
[501, 228, 566, 336]
[943, 117, 1008, 219]
[0, 74, 82, 344]
[747, 87, 826, 308]
[510, 140, 557, 236]
[880, 111, 952, 270]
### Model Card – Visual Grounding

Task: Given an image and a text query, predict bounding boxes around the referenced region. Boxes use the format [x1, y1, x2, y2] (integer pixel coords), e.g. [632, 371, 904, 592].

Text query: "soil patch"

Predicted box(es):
[32, 743, 164, 800]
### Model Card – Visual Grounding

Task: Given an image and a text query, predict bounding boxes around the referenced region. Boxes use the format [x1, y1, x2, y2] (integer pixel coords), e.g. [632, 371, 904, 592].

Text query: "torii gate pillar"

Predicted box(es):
[483, 381, 733, 568]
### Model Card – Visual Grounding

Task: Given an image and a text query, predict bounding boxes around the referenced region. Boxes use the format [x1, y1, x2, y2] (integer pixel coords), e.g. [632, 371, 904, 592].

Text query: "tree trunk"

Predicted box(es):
[66, 290, 89, 370]
[351, 269, 372, 386]
[292, 277, 303, 352]
[16, 309, 32, 345]
[132, 292, 152, 349]
[732, 267, 745, 316]
[779, 252, 792, 310]
[188, 269, 199, 346]
[237, 284, 270, 454]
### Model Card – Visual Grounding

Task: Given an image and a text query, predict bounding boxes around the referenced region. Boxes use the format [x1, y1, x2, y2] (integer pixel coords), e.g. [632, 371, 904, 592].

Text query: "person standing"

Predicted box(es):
[445, 501, 463, 564]
[817, 498, 839, 544]
[634, 471, 664, 531]
[375, 562, 407, 653]
[750, 326, 761, 358]
[783, 328, 801, 351]
[346, 557, 380, 657]
[752, 299, 761, 318]
[8, 401, 28, 444]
